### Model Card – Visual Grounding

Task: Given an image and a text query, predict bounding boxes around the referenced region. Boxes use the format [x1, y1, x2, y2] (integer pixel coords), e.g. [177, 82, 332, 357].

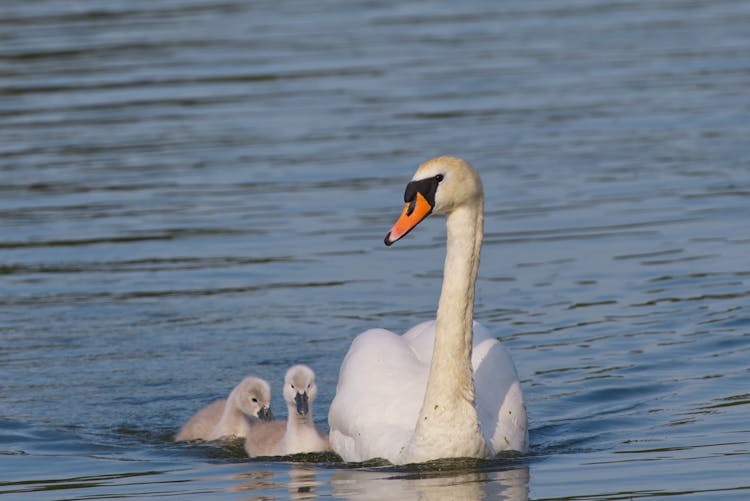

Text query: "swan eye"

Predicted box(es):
[435, 174, 444, 182]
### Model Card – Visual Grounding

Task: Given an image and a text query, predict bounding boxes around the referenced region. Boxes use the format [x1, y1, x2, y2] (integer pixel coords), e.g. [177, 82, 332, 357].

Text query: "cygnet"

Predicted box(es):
[245, 365, 329, 456]
[176, 376, 272, 441]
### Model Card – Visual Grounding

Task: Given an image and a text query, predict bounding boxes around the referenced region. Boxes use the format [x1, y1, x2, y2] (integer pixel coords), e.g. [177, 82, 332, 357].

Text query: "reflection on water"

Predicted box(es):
[229, 469, 280, 498]
[230, 465, 321, 500]
[226, 462, 529, 501]
[286, 465, 319, 501]
[331, 463, 529, 501]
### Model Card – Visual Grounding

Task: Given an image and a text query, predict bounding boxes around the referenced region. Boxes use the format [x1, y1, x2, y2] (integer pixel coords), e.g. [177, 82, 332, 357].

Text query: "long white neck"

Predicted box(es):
[404, 200, 487, 462]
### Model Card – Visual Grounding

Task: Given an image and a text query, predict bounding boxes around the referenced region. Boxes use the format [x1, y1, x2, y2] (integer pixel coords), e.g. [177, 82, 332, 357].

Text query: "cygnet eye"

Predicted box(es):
[251, 397, 258, 403]
[290, 384, 295, 389]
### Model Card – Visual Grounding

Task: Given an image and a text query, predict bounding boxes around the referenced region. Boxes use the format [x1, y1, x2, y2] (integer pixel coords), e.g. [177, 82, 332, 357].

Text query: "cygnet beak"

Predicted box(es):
[295, 392, 309, 416]
[257, 406, 273, 421]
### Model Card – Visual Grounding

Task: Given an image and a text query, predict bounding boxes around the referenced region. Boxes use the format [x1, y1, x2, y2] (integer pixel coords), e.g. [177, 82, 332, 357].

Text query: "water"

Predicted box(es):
[1, 0, 749, 499]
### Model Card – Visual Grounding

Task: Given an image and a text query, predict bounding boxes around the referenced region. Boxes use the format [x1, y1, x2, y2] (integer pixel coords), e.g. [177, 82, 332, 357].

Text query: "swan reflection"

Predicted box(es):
[230, 464, 321, 500]
[228, 468, 278, 496]
[331, 463, 529, 501]
[228, 460, 528, 500]
[287, 465, 319, 500]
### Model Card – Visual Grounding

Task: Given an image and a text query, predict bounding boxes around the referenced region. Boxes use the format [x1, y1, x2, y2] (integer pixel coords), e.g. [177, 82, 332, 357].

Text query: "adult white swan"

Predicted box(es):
[328, 156, 528, 464]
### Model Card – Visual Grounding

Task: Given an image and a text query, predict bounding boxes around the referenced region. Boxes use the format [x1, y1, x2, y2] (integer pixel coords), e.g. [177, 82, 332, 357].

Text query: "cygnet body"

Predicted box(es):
[176, 376, 272, 441]
[245, 365, 329, 457]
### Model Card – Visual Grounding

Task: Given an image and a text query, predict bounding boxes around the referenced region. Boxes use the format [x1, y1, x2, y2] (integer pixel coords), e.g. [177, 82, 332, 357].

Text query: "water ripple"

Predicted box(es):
[1, 0, 749, 499]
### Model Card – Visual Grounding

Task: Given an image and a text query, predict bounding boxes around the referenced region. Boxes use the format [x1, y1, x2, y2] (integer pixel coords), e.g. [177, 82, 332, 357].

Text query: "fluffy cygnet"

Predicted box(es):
[175, 376, 272, 442]
[245, 365, 329, 457]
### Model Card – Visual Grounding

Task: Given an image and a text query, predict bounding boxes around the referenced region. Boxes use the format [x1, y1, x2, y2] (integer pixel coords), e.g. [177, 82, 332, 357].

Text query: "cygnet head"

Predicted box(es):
[233, 376, 273, 421]
[282, 365, 318, 417]
[385, 156, 483, 245]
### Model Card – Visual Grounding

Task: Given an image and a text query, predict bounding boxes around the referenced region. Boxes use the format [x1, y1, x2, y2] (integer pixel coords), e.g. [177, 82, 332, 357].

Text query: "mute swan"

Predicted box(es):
[245, 365, 329, 457]
[328, 156, 528, 464]
[175, 376, 273, 441]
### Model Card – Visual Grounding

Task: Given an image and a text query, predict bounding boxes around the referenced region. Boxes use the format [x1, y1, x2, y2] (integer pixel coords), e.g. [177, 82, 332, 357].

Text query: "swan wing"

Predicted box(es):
[329, 321, 527, 462]
[328, 328, 429, 463]
[403, 320, 528, 453]
[401, 320, 528, 454]
[471, 322, 528, 454]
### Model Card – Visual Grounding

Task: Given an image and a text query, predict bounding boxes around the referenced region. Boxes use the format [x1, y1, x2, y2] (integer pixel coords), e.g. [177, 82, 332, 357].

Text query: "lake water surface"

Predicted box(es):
[1, 0, 749, 499]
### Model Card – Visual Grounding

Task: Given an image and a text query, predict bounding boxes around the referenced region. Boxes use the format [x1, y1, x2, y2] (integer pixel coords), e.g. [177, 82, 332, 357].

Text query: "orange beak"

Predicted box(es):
[384, 191, 434, 246]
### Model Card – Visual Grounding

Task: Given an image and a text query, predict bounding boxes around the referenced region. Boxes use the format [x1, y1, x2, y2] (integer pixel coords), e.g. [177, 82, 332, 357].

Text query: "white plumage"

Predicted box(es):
[328, 156, 528, 464]
[328, 320, 526, 463]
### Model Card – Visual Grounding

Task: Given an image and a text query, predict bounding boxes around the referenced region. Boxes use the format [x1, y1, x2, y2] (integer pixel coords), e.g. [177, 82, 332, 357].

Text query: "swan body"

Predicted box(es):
[245, 365, 329, 456]
[328, 156, 528, 464]
[175, 376, 272, 441]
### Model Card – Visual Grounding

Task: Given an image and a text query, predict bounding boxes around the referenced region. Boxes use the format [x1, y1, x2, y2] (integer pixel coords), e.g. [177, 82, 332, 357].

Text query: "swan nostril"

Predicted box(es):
[405, 199, 417, 217]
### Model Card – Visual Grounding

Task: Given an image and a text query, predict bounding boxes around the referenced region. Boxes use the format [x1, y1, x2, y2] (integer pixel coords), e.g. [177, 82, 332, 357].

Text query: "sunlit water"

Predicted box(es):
[1, 0, 749, 499]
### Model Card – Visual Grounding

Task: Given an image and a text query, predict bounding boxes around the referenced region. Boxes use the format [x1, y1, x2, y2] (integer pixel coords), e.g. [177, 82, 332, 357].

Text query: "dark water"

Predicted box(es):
[2, 0, 749, 499]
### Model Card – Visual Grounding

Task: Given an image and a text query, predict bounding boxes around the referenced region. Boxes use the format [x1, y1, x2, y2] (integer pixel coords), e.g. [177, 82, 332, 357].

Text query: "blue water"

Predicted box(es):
[1, 0, 749, 499]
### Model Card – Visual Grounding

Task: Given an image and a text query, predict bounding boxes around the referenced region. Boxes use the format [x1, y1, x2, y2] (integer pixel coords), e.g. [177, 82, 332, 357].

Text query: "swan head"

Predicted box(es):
[283, 364, 318, 416]
[234, 376, 273, 421]
[385, 156, 483, 245]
